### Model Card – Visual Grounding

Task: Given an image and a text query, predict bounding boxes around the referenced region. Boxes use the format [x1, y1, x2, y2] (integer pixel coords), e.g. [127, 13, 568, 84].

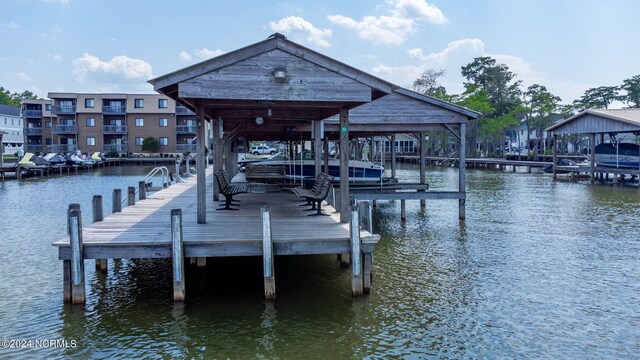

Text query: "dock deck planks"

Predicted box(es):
[54, 169, 379, 259]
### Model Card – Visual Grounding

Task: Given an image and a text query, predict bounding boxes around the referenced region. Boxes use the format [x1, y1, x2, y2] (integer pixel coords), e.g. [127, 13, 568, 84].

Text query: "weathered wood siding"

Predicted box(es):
[324, 92, 467, 125]
[551, 114, 640, 134]
[178, 49, 372, 102]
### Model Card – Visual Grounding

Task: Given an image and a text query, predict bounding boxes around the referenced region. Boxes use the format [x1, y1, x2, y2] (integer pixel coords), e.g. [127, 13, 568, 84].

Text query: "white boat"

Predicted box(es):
[243, 151, 384, 182]
[595, 143, 640, 168]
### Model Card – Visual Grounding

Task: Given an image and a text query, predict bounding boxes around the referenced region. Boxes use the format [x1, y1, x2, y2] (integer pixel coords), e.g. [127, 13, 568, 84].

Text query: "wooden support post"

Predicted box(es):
[171, 209, 186, 302]
[400, 199, 406, 221]
[262, 206, 275, 300]
[339, 252, 351, 268]
[63, 260, 71, 303]
[363, 252, 372, 295]
[323, 136, 330, 174]
[196, 257, 206, 268]
[139, 181, 146, 200]
[391, 135, 397, 179]
[590, 133, 596, 183]
[459, 123, 466, 220]
[127, 186, 136, 206]
[358, 200, 373, 233]
[196, 105, 206, 224]
[92, 195, 107, 273]
[112, 189, 122, 213]
[339, 107, 350, 223]
[68, 207, 85, 304]
[419, 132, 426, 209]
[350, 204, 363, 296]
[313, 120, 322, 177]
[552, 133, 558, 180]
[92, 195, 103, 222]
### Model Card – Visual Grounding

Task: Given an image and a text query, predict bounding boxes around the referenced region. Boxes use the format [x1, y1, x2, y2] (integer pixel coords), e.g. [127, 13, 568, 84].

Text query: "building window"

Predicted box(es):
[86, 137, 96, 146]
[86, 118, 95, 127]
[46, 138, 52, 145]
[158, 99, 168, 108]
[159, 118, 168, 127]
[159, 137, 168, 146]
[135, 137, 144, 146]
[45, 104, 51, 111]
[134, 99, 144, 108]
[135, 118, 144, 127]
[85, 98, 95, 108]
[45, 121, 52, 128]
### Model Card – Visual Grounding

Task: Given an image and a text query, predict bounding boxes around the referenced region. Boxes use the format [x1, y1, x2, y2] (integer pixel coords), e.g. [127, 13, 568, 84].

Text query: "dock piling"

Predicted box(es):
[112, 189, 122, 213]
[400, 200, 406, 221]
[261, 206, 276, 300]
[92, 195, 108, 273]
[363, 252, 372, 294]
[68, 207, 86, 304]
[350, 204, 363, 296]
[127, 186, 136, 206]
[139, 181, 146, 200]
[171, 209, 186, 302]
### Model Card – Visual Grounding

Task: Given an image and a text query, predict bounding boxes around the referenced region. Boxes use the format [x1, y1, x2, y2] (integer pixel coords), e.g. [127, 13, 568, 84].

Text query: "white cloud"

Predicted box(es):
[17, 72, 31, 81]
[329, 0, 446, 45]
[72, 53, 153, 83]
[47, 53, 63, 62]
[179, 48, 225, 62]
[268, 16, 332, 47]
[0, 21, 20, 32]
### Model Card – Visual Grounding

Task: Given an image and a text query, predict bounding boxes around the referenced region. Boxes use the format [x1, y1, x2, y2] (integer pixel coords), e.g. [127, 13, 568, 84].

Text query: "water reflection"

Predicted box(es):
[1, 164, 639, 358]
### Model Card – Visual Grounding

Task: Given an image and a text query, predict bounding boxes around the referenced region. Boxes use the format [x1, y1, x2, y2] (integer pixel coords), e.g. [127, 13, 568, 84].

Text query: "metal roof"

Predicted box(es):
[0, 104, 20, 117]
[546, 109, 640, 134]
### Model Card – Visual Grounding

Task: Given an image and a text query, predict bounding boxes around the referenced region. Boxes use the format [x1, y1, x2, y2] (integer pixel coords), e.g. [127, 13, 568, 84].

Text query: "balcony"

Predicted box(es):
[25, 144, 43, 152]
[49, 144, 77, 153]
[51, 105, 76, 114]
[175, 105, 195, 115]
[176, 125, 197, 134]
[102, 105, 127, 114]
[103, 144, 128, 153]
[25, 128, 43, 136]
[23, 109, 43, 118]
[51, 125, 77, 134]
[103, 125, 128, 134]
[176, 144, 197, 152]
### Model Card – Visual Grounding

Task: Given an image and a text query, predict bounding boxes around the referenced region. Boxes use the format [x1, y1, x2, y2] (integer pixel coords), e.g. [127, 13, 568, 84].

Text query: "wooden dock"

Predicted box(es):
[54, 169, 379, 303]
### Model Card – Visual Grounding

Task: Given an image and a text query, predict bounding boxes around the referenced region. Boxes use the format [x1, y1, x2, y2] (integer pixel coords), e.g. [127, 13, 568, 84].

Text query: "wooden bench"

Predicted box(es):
[215, 169, 248, 210]
[245, 164, 286, 183]
[291, 173, 334, 216]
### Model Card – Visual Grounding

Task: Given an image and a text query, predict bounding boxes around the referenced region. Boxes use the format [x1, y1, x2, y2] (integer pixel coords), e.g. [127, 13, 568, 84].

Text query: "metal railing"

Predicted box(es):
[25, 144, 43, 152]
[176, 144, 197, 152]
[51, 125, 77, 134]
[175, 106, 194, 115]
[176, 125, 197, 134]
[103, 144, 128, 153]
[25, 128, 43, 135]
[51, 105, 76, 114]
[102, 105, 127, 114]
[142, 166, 171, 189]
[49, 144, 78, 153]
[23, 109, 43, 117]
[102, 125, 128, 134]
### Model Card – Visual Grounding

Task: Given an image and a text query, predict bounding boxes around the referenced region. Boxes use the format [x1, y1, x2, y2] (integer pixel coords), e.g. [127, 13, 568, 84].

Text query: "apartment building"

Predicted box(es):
[0, 104, 24, 154]
[21, 93, 198, 154]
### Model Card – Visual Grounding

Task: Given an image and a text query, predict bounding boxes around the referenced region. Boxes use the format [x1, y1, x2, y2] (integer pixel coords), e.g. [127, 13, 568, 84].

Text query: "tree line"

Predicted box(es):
[0, 87, 38, 107]
[412, 57, 640, 158]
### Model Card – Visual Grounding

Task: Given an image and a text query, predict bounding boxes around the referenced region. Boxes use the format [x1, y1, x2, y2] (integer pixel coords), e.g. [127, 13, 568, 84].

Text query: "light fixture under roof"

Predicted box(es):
[273, 67, 286, 82]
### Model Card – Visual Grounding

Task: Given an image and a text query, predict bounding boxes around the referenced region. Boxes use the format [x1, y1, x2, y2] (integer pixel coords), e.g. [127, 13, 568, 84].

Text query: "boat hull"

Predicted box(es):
[595, 143, 640, 168]
[249, 160, 384, 182]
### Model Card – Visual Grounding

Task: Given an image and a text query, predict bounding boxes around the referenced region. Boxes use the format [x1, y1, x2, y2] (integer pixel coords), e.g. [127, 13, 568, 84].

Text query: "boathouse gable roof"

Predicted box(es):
[546, 109, 640, 135]
[148, 33, 395, 102]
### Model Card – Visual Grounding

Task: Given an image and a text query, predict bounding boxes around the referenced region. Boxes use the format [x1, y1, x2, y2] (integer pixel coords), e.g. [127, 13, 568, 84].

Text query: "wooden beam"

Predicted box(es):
[171, 209, 186, 301]
[314, 120, 322, 177]
[590, 133, 596, 183]
[339, 107, 350, 223]
[391, 135, 396, 179]
[262, 206, 275, 300]
[419, 132, 426, 209]
[458, 123, 466, 220]
[211, 116, 220, 202]
[196, 105, 206, 224]
[127, 187, 136, 206]
[68, 207, 85, 304]
[350, 204, 363, 296]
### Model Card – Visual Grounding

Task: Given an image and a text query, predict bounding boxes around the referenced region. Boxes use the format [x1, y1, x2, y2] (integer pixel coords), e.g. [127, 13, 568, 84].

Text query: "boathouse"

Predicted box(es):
[55, 33, 479, 304]
[546, 108, 640, 182]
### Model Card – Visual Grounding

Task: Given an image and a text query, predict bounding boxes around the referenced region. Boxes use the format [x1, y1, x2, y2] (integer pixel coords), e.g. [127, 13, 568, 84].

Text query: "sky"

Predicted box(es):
[1, 0, 639, 107]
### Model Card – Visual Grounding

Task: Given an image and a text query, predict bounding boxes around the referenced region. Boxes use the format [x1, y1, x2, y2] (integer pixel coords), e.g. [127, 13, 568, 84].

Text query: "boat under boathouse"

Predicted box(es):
[546, 109, 640, 184]
[54, 33, 478, 304]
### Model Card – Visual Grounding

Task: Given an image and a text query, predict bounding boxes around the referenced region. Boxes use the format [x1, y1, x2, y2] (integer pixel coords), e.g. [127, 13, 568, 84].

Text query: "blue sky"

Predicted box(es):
[1, 0, 638, 107]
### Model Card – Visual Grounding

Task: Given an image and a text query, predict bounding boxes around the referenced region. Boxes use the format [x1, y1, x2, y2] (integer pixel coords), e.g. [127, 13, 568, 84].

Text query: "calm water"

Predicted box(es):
[0, 165, 639, 359]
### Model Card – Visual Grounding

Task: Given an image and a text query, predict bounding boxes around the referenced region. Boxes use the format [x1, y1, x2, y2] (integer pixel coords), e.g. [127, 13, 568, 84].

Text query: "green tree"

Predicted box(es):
[522, 84, 561, 158]
[412, 69, 448, 99]
[573, 85, 618, 110]
[0, 87, 38, 106]
[620, 75, 640, 108]
[0, 87, 14, 106]
[142, 137, 159, 152]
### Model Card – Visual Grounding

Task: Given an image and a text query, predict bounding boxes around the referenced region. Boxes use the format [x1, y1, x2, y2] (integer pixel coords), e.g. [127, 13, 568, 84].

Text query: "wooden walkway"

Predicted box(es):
[54, 169, 380, 302]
